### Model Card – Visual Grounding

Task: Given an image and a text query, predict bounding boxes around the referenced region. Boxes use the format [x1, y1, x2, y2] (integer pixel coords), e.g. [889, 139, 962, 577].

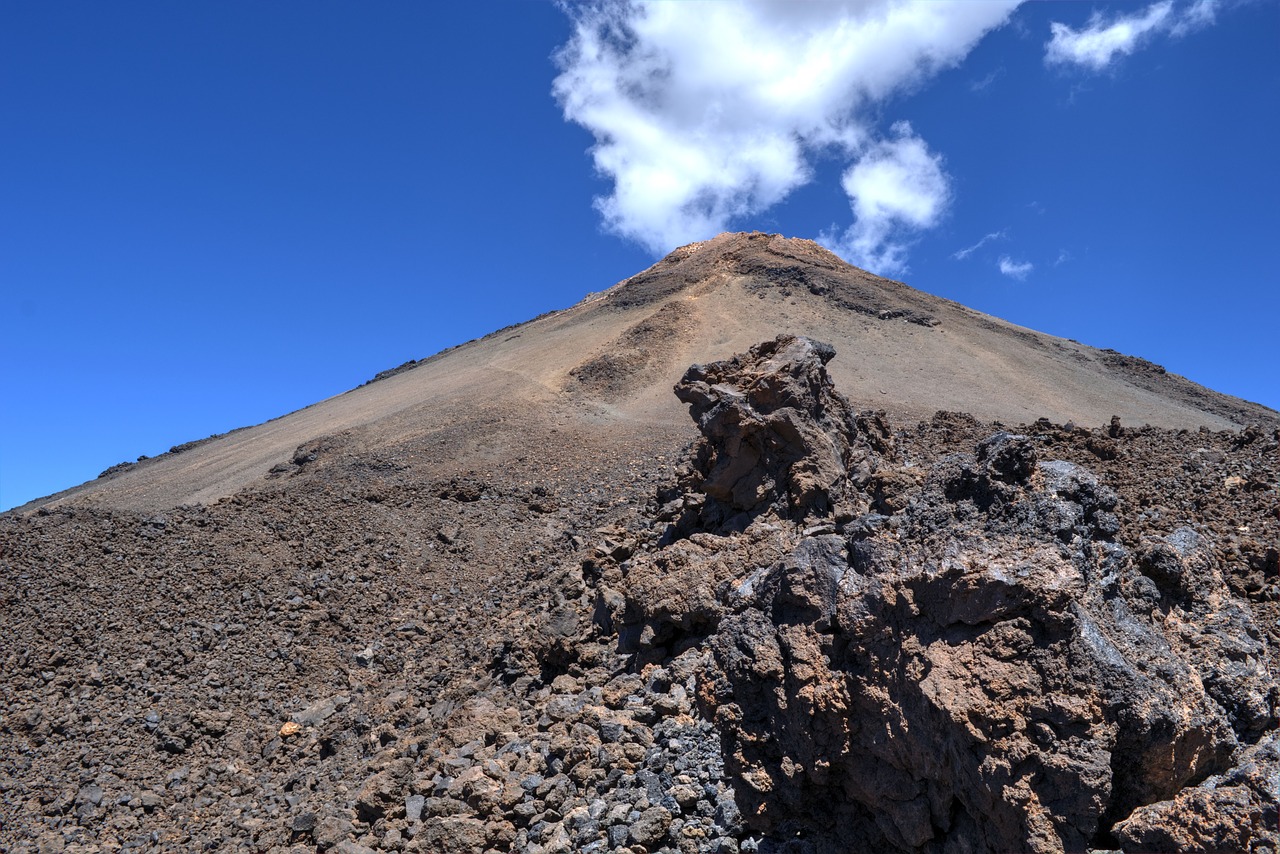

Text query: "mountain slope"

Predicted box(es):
[17, 231, 1276, 515]
[2, 242, 1278, 853]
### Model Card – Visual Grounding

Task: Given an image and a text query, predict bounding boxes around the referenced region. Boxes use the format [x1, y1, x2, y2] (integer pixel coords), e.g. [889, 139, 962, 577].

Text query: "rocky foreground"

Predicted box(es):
[3, 336, 1278, 853]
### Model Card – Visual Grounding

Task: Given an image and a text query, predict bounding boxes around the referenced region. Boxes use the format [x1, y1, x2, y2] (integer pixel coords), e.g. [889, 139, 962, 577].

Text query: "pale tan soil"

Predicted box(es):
[15, 232, 1275, 517]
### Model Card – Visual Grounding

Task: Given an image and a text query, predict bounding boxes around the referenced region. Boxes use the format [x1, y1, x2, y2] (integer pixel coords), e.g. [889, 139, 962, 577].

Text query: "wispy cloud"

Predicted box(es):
[999, 256, 1034, 280]
[953, 229, 1007, 260]
[554, 0, 1022, 271]
[1173, 0, 1220, 35]
[1045, 0, 1220, 71]
[1046, 2, 1173, 70]
[970, 69, 1003, 92]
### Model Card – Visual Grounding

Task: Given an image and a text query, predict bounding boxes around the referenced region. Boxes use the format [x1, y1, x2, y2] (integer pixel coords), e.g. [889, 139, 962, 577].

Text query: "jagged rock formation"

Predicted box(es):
[670, 335, 885, 529]
[479, 335, 1278, 853]
[604, 336, 1277, 852]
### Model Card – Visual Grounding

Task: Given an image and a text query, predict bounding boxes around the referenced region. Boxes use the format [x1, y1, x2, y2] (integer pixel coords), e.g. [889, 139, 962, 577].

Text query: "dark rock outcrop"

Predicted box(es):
[666, 334, 892, 533]
[610, 336, 1279, 853]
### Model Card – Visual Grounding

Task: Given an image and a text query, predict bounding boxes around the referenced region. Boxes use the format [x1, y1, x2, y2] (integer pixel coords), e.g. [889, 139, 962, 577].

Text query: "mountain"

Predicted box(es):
[19, 231, 1275, 515]
[1, 233, 1276, 854]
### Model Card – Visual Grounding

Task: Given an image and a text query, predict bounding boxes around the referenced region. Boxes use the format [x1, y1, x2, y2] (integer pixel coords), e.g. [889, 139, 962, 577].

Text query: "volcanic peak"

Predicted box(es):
[598, 231, 940, 325]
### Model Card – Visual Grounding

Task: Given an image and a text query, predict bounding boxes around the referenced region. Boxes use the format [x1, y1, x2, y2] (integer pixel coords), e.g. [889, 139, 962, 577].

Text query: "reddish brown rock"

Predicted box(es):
[612, 336, 1278, 853]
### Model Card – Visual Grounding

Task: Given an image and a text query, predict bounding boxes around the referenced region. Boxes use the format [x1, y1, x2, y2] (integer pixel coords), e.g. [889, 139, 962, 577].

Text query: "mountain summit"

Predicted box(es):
[20, 231, 1276, 514]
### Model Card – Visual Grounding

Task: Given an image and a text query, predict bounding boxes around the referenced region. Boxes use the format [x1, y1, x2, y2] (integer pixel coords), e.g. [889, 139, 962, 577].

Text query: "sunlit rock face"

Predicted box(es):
[608, 335, 1278, 853]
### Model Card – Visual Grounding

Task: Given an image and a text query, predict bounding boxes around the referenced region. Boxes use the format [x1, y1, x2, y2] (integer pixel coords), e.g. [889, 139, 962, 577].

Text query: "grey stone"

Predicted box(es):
[713, 795, 741, 831]
[628, 806, 672, 847]
[313, 815, 352, 848]
[405, 794, 425, 823]
[291, 695, 350, 727]
[335, 842, 376, 854]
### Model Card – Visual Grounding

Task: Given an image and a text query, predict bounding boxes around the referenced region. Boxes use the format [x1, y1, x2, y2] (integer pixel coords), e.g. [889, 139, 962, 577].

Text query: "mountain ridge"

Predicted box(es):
[10, 231, 1276, 516]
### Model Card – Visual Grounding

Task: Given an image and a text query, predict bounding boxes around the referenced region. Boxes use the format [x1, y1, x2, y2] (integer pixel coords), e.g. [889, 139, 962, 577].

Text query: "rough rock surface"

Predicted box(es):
[585, 336, 1276, 852]
[2, 334, 1278, 853]
[618, 337, 1277, 852]
[669, 335, 887, 530]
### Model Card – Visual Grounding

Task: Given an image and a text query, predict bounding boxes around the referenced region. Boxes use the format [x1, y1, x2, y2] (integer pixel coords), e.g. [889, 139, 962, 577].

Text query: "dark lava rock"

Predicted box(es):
[670, 334, 889, 533]
[611, 338, 1279, 853]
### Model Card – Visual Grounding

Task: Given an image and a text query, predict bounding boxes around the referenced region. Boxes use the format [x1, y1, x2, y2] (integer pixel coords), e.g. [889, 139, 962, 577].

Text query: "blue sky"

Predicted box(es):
[2, 0, 1277, 511]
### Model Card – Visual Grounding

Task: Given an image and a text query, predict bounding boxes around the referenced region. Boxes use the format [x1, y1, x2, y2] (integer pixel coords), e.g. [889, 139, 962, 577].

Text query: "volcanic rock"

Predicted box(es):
[2, 235, 1278, 853]
[595, 335, 1278, 851]
[671, 335, 880, 528]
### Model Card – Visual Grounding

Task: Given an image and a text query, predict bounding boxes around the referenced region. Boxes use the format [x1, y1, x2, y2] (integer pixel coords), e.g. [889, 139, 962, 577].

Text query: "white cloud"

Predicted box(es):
[1045, 0, 1220, 71]
[1046, 2, 1173, 70]
[554, 0, 1021, 267]
[999, 256, 1034, 280]
[821, 123, 950, 274]
[953, 229, 1007, 260]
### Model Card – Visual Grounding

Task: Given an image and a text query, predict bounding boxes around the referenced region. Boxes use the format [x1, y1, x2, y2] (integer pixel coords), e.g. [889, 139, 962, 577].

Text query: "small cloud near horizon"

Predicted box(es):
[953, 229, 1007, 260]
[999, 256, 1034, 280]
